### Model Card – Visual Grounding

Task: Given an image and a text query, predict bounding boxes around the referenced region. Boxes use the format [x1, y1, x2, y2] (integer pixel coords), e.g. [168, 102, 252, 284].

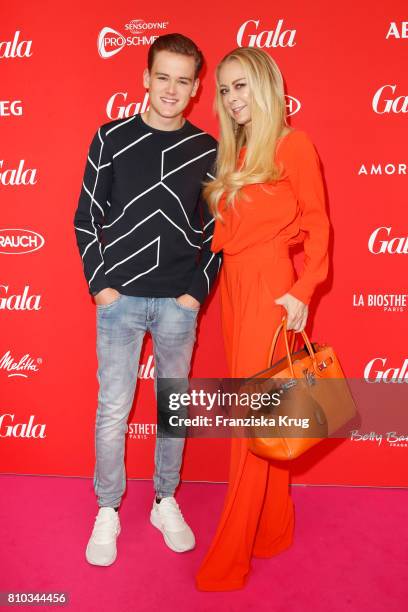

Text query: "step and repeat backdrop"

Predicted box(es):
[1, 0, 407, 486]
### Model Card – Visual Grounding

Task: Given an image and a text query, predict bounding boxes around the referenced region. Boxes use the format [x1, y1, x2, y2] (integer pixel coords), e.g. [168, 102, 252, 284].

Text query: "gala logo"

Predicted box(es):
[237, 19, 296, 48]
[0, 414, 46, 438]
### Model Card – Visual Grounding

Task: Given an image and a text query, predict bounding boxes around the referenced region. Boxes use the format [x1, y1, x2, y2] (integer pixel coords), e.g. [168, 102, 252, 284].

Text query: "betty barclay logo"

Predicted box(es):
[0, 229, 45, 255]
[98, 19, 170, 59]
[237, 19, 296, 48]
[0, 414, 46, 439]
[350, 430, 408, 448]
[127, 423, 157, 440]
[0, 350, 42, 378]
[352, 293, 407, 312]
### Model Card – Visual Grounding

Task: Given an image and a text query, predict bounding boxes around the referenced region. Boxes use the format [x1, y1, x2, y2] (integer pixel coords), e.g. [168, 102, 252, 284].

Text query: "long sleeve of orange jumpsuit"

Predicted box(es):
[195, 130, 330, 591]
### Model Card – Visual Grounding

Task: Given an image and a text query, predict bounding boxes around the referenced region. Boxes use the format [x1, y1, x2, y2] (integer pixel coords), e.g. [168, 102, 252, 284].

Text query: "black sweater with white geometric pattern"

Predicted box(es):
[74, 113, 220, 303]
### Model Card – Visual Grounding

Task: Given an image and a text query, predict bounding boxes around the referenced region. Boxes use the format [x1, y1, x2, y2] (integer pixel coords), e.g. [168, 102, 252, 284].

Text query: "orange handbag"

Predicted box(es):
[242, 318, 357, 460]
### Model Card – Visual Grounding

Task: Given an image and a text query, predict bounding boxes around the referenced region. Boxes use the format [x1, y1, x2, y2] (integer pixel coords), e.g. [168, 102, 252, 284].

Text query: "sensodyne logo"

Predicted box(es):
[237, 19, 296, 48]
[0, 350, 42, 378]
[98, 20, 169, 59]
[0, 229, 45, 255]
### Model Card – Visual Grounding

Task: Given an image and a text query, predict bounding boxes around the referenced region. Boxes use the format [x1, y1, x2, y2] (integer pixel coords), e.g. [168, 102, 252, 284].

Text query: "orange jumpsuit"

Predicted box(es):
[195, 130, 330, 591]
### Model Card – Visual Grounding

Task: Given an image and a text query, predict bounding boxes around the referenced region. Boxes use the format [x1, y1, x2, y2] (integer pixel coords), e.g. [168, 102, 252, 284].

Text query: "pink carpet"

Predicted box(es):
[0, 475, 407, 611]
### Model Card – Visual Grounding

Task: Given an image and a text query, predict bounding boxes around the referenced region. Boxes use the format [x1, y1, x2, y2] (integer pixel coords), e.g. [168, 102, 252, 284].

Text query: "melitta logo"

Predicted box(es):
[386, 22, 408, 39]
[138, 354, 155, 379]
[0, 350, 41, 378]
[0, 229, 45, 255]
[98, 20, 169, 59]
[358, 162, 406, 175]
[0, 100, 23, 116]
[0, 31, 32, 59]
[106, 92, 150, 120]
[0, 160, 37, 186]
[0, 414, 46, 438]
[237, 19, 296, 48]
[353, 293, 407, 312]
[364, 358, 408, 383]
[0, 285, 42, 311]
[368, 227, 408, 254]
[127, 422, 157, 439]
[372, 85, 408, 114]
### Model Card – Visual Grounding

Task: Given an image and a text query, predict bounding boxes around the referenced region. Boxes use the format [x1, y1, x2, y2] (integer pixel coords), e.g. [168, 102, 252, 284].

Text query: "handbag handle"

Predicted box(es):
[267, 318, 319, 376]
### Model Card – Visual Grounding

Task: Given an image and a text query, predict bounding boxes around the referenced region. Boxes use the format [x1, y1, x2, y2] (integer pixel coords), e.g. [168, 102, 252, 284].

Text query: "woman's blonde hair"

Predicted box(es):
[205, 47, 287, 218]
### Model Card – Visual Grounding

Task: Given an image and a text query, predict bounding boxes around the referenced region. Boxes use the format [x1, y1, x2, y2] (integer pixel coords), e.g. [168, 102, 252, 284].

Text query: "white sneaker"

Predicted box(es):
[150, 497, 195, 553]
[86, 507, 121, 566]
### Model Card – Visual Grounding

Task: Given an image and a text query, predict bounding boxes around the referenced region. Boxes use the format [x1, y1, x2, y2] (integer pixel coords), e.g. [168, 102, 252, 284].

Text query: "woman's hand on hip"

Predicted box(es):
[274, 293, 308, 332]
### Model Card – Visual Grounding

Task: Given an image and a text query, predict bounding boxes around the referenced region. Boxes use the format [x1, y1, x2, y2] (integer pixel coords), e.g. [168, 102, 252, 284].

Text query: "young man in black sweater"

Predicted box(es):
[74, 34, 219, 566]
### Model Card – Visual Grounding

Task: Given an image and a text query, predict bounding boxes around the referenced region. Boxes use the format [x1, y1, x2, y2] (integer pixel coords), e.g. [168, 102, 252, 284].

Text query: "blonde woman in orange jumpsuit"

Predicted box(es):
[195, 48, 330, 591]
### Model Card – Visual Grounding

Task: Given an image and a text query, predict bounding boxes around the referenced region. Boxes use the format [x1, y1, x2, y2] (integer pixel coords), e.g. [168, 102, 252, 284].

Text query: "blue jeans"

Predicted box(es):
[94, 294, 198, 508]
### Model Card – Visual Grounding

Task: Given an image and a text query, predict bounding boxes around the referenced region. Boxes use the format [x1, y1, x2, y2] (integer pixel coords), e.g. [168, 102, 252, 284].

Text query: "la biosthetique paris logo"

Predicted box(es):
[98, 19, 169, 59]
[127, 422, 157, 440]
[0, 350, 42, 378]
[352, 293, 407, 312]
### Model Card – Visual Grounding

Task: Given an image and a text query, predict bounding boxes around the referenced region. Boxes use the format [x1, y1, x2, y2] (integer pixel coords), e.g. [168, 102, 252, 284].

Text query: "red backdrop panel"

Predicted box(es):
[1, 0, 407, 486]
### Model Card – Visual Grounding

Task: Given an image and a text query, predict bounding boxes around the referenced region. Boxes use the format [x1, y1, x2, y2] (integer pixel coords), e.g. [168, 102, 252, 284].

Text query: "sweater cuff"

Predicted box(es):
[88, 276, 110, 297]
[287, 280, 313, 306]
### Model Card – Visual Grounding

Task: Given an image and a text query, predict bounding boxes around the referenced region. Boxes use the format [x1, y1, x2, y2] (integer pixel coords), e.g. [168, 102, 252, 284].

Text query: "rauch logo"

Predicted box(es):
[0, 229, 45, 255]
